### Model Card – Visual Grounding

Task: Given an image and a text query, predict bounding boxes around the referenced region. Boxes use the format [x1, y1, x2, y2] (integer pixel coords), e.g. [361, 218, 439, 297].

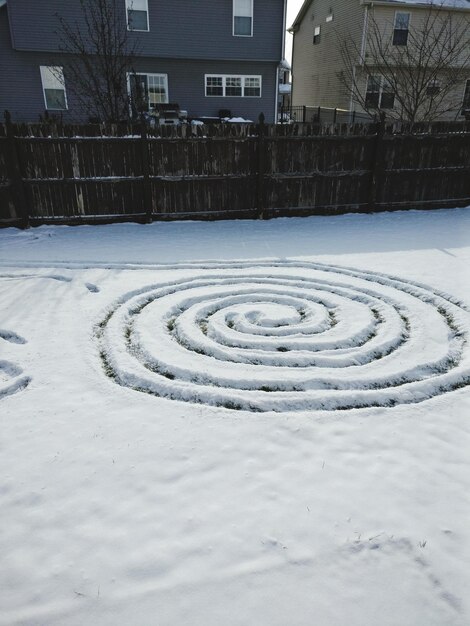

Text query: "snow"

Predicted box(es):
[1, 208, 470, 625]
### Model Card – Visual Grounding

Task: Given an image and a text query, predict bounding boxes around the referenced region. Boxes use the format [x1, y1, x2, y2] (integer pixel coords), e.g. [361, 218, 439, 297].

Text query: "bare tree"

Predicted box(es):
[338, 2, 470, 123]
[55, 0, 140, 122]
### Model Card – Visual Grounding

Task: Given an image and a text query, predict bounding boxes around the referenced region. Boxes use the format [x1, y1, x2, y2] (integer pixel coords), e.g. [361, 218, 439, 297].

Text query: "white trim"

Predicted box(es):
[204, 74, 262, 98]
[359, 5, 369, 65]
[126, 0, 149, 32]
[233, 0, 254, 37]
[40, 66, 68, 111]
[274, 64, 279, 122]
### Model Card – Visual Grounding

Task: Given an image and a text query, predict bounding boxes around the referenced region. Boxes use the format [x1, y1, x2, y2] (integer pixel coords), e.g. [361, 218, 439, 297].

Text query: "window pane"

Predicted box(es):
[128, 9, 148, 30]
[45, 89, 66, 110]
[365, 92, 380, 108]
[126, 0, 147, 9]
[226, 77, 242, 96]
[366, 75, 381, 93]
[129, 74, 148, 111]
[234, 16, 252, 35]
[393, 29, 408, 45]
[244, 77, 260, 97]
[380, 92, 395, 109]
[40, 66, 64, 89]
[148, 75, 167, 105]
[395, 12, 410, 29]
[206, 76, 223, 96]
[234, 0, 252, 17]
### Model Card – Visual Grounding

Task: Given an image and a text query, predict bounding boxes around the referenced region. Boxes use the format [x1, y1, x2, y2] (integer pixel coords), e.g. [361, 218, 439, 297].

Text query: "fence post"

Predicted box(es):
[368, 111, 386, 211]
[257, 112, 266, 219]
[4, 110, 29, 228]
[302, 106, 306, 123]
[140, 114, 153, 223]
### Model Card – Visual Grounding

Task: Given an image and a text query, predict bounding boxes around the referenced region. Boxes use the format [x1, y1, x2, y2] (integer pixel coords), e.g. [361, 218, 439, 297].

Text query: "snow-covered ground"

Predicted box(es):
[1, 208, 469, 626]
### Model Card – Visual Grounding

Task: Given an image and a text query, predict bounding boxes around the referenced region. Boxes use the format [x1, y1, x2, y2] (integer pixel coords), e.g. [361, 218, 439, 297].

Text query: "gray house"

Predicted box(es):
[0, 0, 287, 123]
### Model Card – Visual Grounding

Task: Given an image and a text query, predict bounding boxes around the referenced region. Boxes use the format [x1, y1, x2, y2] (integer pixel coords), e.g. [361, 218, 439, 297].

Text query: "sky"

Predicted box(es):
[285, 0, 305, 63]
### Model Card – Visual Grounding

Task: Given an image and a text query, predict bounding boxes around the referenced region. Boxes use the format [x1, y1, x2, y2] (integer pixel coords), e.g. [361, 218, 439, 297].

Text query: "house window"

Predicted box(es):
[462, 79, 470, 110]
[365, 75, 395, 109]
[233, 0, 253, 36]
[313, 25, 321, 44]
[326, 13, 333, 23]
[393, 12, 410, 46]
[126, 0, 149, 31]
[40, 66, 67, 110]
[129, 73, 168, 111]
[426, 79, 441, 96]
[205, 75, 261, 97]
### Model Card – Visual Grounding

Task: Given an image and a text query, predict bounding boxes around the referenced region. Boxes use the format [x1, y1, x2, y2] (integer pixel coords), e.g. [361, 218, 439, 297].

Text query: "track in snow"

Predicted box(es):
[0, 331, 30, 400]
[95, 261, 470, 412]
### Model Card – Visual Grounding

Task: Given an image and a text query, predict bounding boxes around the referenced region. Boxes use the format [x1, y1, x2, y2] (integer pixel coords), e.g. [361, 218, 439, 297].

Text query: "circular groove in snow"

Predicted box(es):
[95, 261, 470, 412]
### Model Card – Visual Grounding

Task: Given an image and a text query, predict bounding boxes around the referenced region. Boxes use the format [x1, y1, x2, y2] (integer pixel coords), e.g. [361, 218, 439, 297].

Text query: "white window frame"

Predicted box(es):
[127, 72, 169, 111]
[204, 74, 262, 98]
[126, 0, 149, 32]
[40, 66, 68, 111]
[313, 25, 321, 44]
[365, 75, 395, 110]
[393, 11, 410, 45]
[233, 0, 253, 37]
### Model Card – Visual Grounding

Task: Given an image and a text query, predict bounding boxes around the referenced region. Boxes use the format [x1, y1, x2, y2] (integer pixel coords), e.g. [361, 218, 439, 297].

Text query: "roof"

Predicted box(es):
[289, 0, 312, 31]
[289, 0, 470, 30]
[368, 0, 470, 6]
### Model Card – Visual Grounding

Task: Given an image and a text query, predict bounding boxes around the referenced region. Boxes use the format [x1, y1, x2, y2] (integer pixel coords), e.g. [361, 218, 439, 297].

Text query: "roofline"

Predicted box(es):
[360, 0, 470, 11]
[0, 0, 7, 8]
[288, 0, 313, 32]
[288, 0, 470, 30]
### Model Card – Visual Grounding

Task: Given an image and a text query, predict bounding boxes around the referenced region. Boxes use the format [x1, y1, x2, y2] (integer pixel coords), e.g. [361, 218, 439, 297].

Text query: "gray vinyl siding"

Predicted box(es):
[0, 9, 277, 123]
[7, 0, 284, 62]
[291, 0, 365, 109]
[1, 0, 283, 122]
[0, 8, 79, 122]
[135, 59, 277, 121]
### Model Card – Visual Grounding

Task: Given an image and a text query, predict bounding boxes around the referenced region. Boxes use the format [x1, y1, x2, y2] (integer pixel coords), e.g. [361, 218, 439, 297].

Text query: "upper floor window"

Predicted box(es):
[233, 0, 253, 36]
[126, 0, 149, 31]
[365, 75, 395, 109]
[40, 66, 67, 110]
[313, 25, 321, 44]
[426, 79, 441, 96]
[205, 75, 261, 97]
[393, 12, 410, 46]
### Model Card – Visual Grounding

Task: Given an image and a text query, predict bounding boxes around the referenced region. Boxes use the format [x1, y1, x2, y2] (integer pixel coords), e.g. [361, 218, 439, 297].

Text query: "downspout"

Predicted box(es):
[350, 4, 369, 114]
[275, 0, 288, 123]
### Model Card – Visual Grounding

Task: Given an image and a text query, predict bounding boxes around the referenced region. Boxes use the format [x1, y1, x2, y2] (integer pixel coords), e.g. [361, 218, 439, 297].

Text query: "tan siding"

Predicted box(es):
[359, 5, 470, 119]
[291, 0, 365, 109]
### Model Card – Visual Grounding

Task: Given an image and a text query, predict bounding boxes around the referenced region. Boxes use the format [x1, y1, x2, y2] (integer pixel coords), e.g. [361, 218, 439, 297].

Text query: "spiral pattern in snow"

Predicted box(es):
[96, 261, 470, 412]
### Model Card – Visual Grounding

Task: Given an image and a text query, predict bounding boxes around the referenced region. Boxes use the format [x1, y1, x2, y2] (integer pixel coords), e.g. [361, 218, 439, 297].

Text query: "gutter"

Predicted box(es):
[360, 0, 470, 11]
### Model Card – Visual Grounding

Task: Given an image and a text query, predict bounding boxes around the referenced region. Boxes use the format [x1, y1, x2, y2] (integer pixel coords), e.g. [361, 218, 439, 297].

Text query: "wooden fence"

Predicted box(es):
[1, 113, 470, 227]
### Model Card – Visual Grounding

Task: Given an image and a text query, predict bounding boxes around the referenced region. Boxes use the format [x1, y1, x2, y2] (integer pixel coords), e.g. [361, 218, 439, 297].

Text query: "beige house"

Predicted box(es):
[289, 0, 470, 121]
